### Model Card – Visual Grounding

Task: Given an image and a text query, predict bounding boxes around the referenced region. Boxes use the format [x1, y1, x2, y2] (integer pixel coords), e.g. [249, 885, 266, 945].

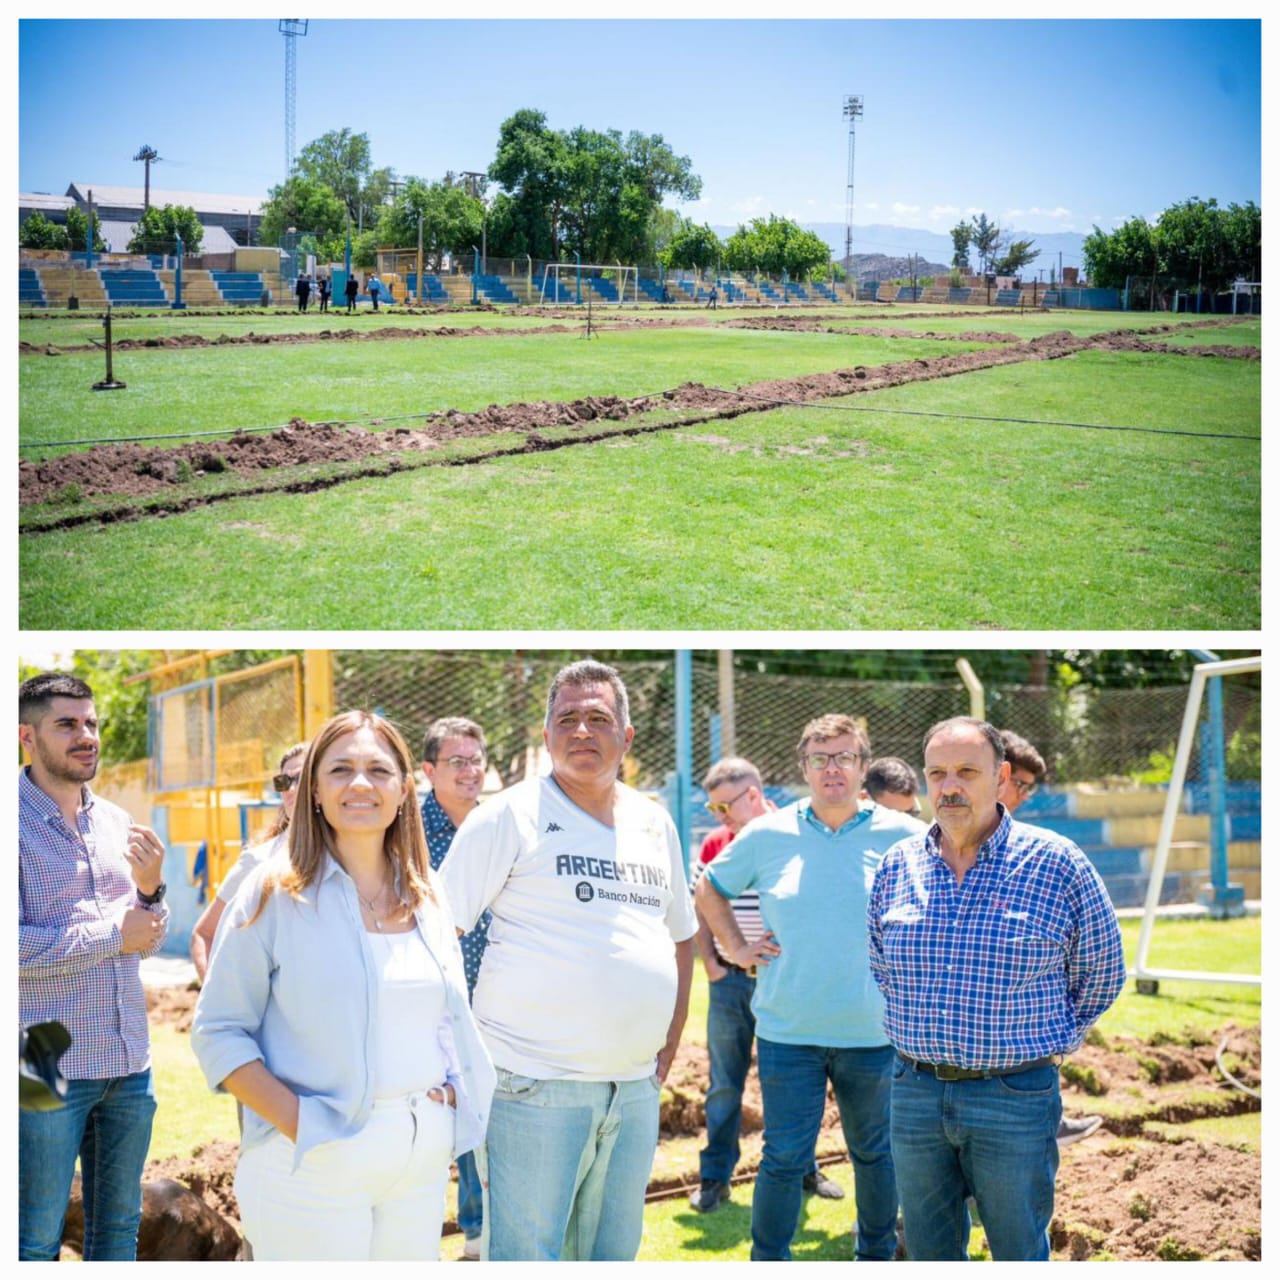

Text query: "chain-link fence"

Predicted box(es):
[326, 651, 1259, 791]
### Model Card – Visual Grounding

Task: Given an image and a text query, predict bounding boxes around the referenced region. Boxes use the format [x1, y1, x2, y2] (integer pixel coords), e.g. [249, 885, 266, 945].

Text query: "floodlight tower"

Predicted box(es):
[133, 144, 161, 211]
[843, 94, 864, 292]
[280, 19, 308, 179]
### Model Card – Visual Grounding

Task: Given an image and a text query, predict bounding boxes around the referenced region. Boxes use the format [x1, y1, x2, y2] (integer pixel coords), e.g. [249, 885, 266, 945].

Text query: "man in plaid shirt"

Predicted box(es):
[19, 673, 171, 1261]
[868, 716, 1125, 1261]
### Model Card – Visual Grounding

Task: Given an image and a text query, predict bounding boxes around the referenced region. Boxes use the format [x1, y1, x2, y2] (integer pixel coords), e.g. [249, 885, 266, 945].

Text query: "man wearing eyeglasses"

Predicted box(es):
[695, 715, 924, 1261]
[689, 760, 844, 1214]
[868, 717, 1124, 1261]
[420, 715, 491, 1261]
[997, 729, 1106, 1151]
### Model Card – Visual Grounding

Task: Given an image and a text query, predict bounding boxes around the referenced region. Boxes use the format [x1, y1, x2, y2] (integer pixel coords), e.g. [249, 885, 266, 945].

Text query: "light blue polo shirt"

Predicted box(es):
[706, 799, 925, 1048]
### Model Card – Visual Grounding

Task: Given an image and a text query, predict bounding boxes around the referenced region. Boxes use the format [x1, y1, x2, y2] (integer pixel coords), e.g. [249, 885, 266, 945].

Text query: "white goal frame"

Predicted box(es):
[1132, 655, 1261, 988]
[539, 262, 638, 306]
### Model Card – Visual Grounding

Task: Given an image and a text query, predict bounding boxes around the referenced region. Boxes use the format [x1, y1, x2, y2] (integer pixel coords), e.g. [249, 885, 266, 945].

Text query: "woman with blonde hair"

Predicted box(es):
[192, 711, 494, 1261]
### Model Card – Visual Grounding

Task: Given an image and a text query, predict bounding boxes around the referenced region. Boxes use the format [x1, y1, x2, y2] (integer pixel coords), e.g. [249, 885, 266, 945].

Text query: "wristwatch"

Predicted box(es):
[137, 882, 167, 906]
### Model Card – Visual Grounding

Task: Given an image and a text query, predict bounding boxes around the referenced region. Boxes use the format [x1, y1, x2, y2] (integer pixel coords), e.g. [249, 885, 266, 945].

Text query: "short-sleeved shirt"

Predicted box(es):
[440, 774, 696, 1082]
[421, 789, 490, 997]
[706, 798, 925, 1048]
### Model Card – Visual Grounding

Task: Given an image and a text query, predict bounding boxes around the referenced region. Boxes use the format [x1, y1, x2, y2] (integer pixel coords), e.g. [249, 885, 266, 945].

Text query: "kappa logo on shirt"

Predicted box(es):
[545, 822, 565, 833]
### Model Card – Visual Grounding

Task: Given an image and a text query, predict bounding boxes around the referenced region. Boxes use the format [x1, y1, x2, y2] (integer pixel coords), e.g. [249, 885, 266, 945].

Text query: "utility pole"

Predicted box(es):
[279, 19, 308, 180]
[132, 144, 161, 211]
[843, 94, 864, 296]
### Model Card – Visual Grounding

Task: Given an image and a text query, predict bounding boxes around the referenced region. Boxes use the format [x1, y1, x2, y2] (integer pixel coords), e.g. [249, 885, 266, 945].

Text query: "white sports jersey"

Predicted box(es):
[440, 774, 696, 1081]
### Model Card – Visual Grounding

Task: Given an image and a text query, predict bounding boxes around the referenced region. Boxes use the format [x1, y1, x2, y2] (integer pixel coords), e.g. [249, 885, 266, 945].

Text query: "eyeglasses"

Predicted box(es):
[273, 772, 301, 793]
[441, 754, 485, 770]
[803, 751, 865, 771]
[705, 785, 752, 817]
[1010, 777, 1038, 797]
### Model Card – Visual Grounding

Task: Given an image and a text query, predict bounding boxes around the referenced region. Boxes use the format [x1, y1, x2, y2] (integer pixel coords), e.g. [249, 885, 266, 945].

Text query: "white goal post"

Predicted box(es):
[1132, 655, 1261, 989]
[539, 262, 638, 306]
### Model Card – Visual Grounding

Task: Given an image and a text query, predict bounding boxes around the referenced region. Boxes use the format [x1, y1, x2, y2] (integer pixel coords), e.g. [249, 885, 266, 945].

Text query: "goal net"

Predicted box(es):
[1132, 654, 1261, 991]
[539, 262, 638, 306]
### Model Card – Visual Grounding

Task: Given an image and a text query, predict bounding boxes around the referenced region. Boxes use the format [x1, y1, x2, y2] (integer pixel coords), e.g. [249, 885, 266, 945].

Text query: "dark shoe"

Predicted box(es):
[689, 1180, 730, 1213]
[803, 1169, 845, 1199]
[1057, 1114, 1103, 1147]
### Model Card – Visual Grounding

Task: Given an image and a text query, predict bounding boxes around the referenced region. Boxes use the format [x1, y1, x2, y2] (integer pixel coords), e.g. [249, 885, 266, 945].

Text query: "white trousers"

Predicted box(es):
[234, 1091, 455, 1260]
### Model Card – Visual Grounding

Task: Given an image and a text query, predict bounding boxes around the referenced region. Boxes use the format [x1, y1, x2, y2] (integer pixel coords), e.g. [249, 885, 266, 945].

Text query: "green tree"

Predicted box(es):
[993, 237, 1039, 276]
[293, 128, 393, 229]
[65, 205, 106, 253]
[488, 109, 566, 260]
[658, 218, 722, 272]
[969, 212, 1001, 274]
[1083, 216, 1157, 289]
[1219, 200, 1261, 282]
[1153, 197, 1226, 294]
[126, 203, 204, 256]
[259, 174, 348, 252]
[19, 211, 68, 250]
[487, 109, 701, 264]
[372, 177, 484, 268]
[949, 220, 973, 272]
[723, 215, 830, 279]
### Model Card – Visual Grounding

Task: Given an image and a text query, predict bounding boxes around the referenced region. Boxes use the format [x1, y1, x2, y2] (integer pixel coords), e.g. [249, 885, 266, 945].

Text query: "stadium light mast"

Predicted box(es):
[843, 94, 863, 295]
[133, 144, 162, 212]
[280, 19, 308, 180]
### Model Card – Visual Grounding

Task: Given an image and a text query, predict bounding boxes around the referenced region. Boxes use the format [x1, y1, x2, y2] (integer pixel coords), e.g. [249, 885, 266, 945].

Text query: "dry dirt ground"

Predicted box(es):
[120, 988, 1260, 1262]
[20, 318, 1258, 519]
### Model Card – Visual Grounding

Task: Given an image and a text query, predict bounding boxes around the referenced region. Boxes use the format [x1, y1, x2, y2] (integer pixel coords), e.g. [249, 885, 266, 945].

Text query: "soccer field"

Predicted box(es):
[18, 305, 1260, 629]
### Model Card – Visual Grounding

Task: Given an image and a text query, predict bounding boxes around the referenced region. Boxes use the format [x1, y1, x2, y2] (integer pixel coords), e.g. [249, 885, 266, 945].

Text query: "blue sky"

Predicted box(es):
[19, 13, 1261, 249]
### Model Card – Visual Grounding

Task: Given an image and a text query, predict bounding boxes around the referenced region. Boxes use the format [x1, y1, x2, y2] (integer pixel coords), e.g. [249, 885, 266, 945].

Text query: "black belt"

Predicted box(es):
[902, 1055, 1058, 1082]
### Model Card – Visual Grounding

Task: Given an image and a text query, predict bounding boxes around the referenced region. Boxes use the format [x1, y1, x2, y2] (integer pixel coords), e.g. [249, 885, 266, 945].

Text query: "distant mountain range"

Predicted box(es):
[709, 221, 1086, 277]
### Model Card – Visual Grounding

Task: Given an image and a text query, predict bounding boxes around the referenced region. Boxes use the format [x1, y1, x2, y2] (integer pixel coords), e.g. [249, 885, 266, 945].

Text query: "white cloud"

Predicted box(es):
[892, 202, 920, 216]
[731, 194, 768, 217]
[927, 204, 963, 222]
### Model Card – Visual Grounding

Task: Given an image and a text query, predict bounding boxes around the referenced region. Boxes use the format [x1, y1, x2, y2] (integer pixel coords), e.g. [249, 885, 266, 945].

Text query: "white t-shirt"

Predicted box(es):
[368, 928, 450, 1099]
[440, 774, 696, 1082]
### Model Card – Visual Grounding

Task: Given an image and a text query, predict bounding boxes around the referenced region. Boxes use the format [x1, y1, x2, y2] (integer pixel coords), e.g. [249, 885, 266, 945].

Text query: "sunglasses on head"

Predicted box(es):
[273, 772, 301, 794]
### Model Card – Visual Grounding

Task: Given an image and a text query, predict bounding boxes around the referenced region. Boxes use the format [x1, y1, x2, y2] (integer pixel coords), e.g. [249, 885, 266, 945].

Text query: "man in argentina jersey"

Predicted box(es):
[440, 660, 695, 1262]
[868, 717, 1124, 1262]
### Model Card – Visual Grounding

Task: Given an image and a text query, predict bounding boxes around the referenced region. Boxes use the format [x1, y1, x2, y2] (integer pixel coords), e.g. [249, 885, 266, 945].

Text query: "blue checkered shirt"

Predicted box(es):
[423, 789, 490, 998]
[19, 767, 169, 1080]
[868, 808, 1125, 1070]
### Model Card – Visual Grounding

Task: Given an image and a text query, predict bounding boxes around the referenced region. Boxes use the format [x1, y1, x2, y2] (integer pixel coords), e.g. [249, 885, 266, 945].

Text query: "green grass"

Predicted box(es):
[20, 344, 1259, 628]
[19, 326, 982, 451]
[148, 1019, 239, 1161]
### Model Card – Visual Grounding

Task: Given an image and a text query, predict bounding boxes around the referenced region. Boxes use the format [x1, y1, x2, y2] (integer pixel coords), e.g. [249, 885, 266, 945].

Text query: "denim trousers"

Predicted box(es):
[234, 1091, 455, 1260]
[478, 1071, 661, 1260]
[753, 1039, 897, 1261]
[18, 1068, 157, 1261]
[457, 1149, 483, 1240]
[701, 966, 757, 1184]
[889, 1057, 1062, 1261]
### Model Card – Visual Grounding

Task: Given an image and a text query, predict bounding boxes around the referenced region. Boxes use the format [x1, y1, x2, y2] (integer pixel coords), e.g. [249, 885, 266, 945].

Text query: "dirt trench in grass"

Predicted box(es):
[18, 322, 1259, 521]
[141, 986, 1260, 1262]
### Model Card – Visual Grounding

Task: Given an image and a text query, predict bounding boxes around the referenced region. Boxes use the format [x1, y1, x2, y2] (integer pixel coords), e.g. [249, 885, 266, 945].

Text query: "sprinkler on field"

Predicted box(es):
[581, 290, 597, 341]
[91, 310, 127, 391]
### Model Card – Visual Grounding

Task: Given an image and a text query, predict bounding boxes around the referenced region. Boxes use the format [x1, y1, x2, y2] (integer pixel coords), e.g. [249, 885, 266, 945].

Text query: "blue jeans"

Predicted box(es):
[478, 1071, 660, 1260]
[18, 1069, 157, 1260]
[889, 1057, 1061, 1261]
[457, 1149, 483, 1240]
[753, 1039, 897, 1261]
[701, 966, 757, 1183]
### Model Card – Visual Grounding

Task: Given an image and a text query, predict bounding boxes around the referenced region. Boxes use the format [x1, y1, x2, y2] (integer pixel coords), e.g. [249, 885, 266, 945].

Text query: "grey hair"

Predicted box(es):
[545, 660, 631, 728]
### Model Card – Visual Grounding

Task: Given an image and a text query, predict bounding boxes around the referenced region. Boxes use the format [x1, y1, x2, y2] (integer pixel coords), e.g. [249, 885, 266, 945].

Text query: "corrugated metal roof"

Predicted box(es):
[66, 183, 267, 215]
[98, 220, 241, 255]
[20, 192, 77, 212]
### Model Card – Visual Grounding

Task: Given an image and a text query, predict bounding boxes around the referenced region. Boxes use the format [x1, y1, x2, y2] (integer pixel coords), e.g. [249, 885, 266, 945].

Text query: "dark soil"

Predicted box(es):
[143, 988, 1260, 1261]
[19, 322, 1257, 520]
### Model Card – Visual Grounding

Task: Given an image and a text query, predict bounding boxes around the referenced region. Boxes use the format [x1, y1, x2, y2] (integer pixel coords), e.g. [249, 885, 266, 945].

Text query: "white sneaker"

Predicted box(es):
[462, 1237, 481, 1261]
